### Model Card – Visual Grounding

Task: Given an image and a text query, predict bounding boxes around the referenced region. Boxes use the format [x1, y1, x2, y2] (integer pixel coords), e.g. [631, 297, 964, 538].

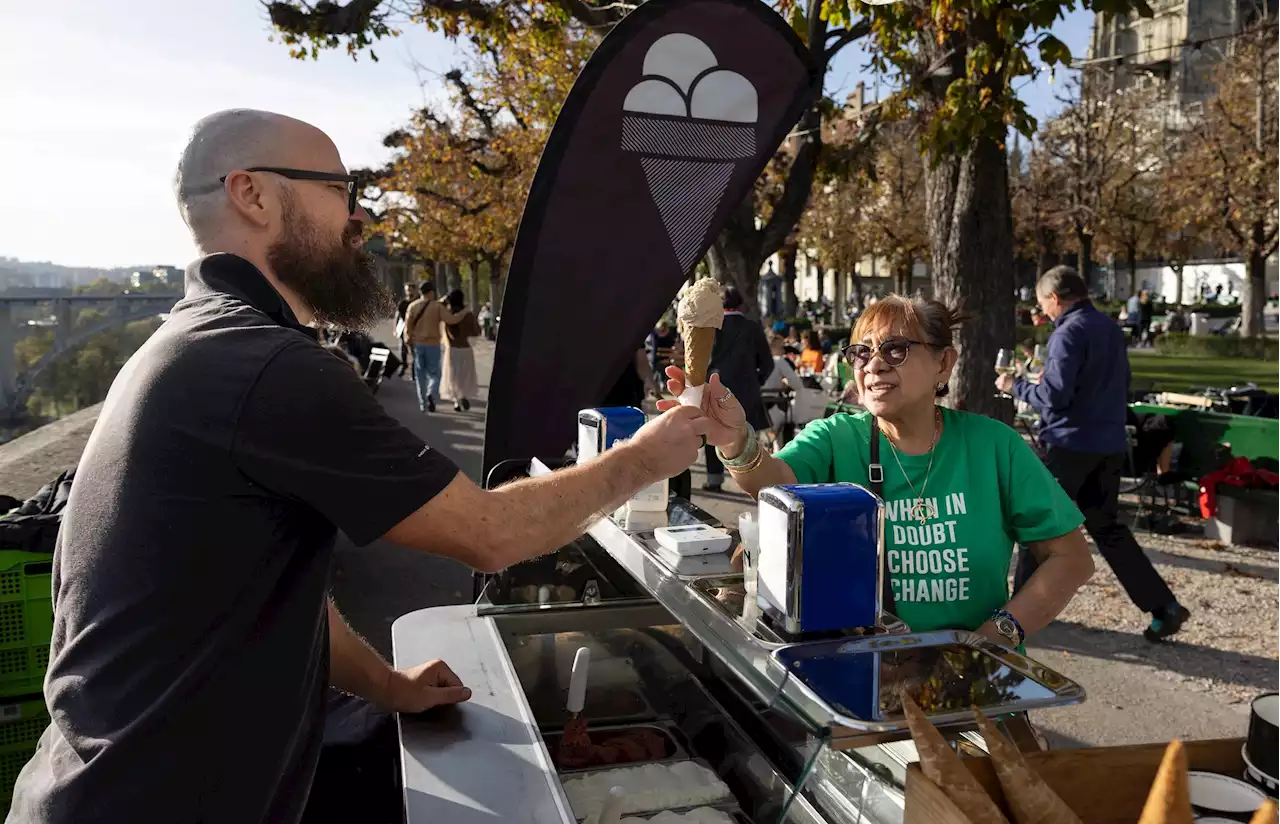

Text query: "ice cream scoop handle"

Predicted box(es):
[567, 647, 591, 714]
[678, 384, 705, 408]
[594, 786, 626, 824]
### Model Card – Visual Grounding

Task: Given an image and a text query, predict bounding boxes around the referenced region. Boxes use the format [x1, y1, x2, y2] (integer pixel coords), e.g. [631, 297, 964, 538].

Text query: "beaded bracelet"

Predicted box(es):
[717, 424, 759, 469]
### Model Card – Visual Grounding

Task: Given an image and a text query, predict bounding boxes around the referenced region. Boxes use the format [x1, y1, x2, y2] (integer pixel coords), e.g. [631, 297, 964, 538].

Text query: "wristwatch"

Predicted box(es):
[989, 608, 1025, 647]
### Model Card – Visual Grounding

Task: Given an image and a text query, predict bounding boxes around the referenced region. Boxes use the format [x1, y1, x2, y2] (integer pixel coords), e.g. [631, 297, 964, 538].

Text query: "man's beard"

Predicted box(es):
[267, 196, 393, 330]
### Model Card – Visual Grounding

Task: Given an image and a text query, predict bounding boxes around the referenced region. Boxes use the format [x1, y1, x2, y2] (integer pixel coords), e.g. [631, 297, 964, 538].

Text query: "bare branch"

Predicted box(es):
[824, 19, 871, 64]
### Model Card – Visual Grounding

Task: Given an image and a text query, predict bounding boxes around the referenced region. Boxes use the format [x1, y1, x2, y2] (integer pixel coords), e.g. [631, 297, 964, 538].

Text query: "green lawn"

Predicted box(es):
[1128, 350, 1279, 393]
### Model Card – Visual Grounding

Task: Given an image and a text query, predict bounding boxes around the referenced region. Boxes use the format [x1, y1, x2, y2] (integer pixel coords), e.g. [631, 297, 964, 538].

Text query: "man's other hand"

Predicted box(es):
[384, 659, 472, 713]
[995, 374, 1015, 395]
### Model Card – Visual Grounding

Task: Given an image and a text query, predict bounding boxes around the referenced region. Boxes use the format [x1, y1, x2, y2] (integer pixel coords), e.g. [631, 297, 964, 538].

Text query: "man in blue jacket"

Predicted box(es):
[998, 266, 1189, 642]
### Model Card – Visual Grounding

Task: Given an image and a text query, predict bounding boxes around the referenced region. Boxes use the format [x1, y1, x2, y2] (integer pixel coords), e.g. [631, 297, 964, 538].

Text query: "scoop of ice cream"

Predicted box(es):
[677, 278, 724, 336]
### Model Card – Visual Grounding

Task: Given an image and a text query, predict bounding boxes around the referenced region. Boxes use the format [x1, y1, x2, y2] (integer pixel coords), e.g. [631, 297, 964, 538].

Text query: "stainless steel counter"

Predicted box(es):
[392, 605, 575, 824]
[394, 483, 1085, 824]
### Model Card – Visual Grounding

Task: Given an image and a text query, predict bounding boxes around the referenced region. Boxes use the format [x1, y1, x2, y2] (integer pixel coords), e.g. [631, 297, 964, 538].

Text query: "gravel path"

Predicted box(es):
[1056, 529, 1277, 705]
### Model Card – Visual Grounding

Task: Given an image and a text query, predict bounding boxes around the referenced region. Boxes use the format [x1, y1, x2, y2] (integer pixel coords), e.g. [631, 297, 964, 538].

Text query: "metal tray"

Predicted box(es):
[689, 577, 908, 651]
[560, 757, 737, 819]
[543, 722, 692, 773]
[769, 630, 1085, 738]
[480, 535, 649, 608]
[605, 802, 750, 823]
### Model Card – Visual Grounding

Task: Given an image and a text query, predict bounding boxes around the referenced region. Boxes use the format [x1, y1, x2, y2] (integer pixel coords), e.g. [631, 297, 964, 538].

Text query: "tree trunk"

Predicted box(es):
[467, 260, 481, 311]
[1075, 229, 1094, 289]
[852, 270, 865, 312]
[486, 255, 507, 315]
[814, 263, 826, 305]
[926, 136, 1015, 421]
[833, 267, 846, 323]
[893, 258, 913, 296]
[1126, 242, 1138, 297]
[1035, 234, 1056, 279]
[707, 202, 765, 321]
[1173, 262, 1185, 306]
[707, 241, 763, 321]
[780, 243, 799, 319]
[1243, 235, 1267, 337]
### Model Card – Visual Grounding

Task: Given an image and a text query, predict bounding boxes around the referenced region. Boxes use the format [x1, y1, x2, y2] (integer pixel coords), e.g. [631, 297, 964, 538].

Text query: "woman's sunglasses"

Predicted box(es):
[842, 339, 928, 368]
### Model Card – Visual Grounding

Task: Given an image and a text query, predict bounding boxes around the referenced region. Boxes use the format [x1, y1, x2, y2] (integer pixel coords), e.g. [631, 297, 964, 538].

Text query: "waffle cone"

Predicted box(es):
[903, 692, 1011, 824]
[1250, 800, 1278, 824]
[973, 709, 1081, 824]
[1137, 740, 1194, 824]
[684, 327, 715, 387]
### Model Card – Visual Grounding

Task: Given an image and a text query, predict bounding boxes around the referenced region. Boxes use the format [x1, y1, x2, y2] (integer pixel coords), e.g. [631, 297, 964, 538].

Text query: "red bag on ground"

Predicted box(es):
[1198, 457, 1280, 518]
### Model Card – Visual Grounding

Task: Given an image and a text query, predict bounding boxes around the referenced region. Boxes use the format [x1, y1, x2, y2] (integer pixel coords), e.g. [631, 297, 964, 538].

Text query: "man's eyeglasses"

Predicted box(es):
[843, 339, 929, 369]
[219, 167, 360, 215]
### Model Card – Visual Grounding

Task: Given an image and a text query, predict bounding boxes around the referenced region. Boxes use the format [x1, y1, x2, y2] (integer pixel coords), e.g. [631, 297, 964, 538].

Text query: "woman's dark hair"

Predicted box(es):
[447, 288, 465, 312]
[803, 329, 821, 349]
[851, 294, 972, 398]
[722, 285, 744, 311]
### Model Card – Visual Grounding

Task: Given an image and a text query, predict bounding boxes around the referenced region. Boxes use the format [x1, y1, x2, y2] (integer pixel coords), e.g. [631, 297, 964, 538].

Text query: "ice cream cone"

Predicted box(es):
[1250, 800, 1278, 824]
[685, 327, 715, 387]
[972, 709, 1081, 824]
[1137, 740, 1194, 824]
[676, 278, 724, 407]
[902, 692, 1010, 824]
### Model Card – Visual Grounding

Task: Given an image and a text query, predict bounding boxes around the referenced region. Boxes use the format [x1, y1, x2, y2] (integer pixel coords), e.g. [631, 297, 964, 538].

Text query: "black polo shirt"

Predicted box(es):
[9, 254, 459, 824]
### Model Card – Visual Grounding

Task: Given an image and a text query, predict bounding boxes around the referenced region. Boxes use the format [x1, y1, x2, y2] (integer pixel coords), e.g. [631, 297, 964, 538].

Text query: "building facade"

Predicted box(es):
[1088, 0, 1276, 113]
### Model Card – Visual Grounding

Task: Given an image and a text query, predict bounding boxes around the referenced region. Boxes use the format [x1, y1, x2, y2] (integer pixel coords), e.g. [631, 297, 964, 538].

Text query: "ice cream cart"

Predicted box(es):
[392, 457, 1087, 824]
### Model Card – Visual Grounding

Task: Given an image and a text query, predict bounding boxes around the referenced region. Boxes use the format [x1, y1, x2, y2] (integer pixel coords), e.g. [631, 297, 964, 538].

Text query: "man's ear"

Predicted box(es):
[224, 171, 272, 230]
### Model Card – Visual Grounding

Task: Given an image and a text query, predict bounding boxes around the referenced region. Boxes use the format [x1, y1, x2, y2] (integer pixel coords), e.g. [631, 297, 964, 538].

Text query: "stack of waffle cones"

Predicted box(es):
[1135, 741, 1276, 824]
[904, 691, 1081, 824]
[905, 692, 1278, 824]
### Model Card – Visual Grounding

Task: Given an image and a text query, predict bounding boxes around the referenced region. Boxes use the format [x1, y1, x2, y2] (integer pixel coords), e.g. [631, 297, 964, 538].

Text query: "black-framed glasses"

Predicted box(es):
[219, 167, 359, 215]
[842, 339, 928, 369]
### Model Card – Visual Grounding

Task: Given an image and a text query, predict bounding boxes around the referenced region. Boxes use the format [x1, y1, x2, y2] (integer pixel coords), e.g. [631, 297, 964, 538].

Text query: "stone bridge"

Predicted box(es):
[0, 293, 181, 420]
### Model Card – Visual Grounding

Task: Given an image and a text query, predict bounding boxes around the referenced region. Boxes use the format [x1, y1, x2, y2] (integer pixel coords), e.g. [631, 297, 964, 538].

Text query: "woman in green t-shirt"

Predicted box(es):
[659, 295, 1094, 647]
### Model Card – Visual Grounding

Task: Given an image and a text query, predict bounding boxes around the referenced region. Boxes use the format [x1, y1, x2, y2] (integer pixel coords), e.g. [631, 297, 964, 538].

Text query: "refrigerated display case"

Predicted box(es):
[393, 460, 1085, 824]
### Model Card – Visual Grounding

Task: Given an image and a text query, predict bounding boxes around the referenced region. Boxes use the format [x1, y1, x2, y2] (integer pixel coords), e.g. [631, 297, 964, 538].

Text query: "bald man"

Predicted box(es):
[8, 110, 709, 823]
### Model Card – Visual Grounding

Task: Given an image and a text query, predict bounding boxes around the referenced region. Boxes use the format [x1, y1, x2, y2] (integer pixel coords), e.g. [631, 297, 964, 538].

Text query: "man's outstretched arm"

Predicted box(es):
[384, 405, 709, 573]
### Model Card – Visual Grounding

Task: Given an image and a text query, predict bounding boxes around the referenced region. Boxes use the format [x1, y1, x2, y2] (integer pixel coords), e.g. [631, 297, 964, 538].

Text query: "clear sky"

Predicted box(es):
[2, 0, 1093, 269]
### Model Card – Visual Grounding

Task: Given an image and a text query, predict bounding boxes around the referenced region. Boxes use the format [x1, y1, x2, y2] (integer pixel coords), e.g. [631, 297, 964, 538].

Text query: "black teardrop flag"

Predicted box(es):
[483, 0, 816, 475]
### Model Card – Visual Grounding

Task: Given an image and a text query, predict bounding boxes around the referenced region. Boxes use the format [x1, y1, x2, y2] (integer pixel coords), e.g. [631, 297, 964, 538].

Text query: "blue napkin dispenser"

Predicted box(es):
[756, 483, 884, 634]
[576, 407, 646, 463]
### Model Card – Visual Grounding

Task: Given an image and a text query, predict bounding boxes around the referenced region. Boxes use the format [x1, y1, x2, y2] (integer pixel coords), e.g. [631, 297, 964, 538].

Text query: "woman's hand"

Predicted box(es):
[657, 366, 748, 452]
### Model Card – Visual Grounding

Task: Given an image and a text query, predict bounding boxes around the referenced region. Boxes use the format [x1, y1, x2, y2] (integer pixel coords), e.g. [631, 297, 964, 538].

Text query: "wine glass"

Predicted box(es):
[1024, 344, 1046, 383]
[994, 348, 1015, 398]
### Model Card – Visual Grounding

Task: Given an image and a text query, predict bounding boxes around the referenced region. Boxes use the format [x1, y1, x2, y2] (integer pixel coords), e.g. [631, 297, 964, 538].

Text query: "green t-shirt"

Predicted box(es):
[775, 408, 1084, 633]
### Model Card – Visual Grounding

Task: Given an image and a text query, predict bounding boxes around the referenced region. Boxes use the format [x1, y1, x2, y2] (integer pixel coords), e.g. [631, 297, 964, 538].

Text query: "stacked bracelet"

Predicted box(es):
[717, 424, 762, 472]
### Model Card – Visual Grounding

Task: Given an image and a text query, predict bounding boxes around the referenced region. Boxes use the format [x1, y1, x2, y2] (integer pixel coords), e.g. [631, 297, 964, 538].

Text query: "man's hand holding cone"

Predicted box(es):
[659, 368, 746, 452]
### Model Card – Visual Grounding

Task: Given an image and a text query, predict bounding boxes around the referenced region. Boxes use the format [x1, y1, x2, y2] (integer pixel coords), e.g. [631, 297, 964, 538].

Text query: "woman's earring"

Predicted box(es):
[936, 382, 945, 392]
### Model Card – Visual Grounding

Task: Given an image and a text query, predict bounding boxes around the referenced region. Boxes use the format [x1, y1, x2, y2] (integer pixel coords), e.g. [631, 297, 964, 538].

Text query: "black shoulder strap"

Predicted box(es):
[869, 418, 896, 618]
[868, 417, 884, 498]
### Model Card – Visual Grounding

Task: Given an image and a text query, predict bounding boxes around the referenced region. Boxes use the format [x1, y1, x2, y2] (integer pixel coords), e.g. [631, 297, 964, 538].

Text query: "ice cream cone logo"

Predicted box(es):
[622, 34, 758, 273]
